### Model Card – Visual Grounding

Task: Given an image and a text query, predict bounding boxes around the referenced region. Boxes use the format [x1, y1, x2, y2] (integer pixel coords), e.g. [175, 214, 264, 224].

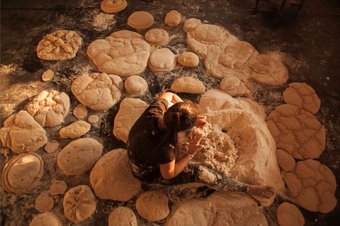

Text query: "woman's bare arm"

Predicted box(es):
[158, 92, 183, 107]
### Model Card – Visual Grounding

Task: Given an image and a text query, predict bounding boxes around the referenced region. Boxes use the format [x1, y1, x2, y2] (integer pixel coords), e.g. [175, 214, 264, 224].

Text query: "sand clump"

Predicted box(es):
[177, 52, 199, 67]
[90, 149, 142, 201]
[1, 153, 44, 194]
[127, 11, 154, 29]
[171, 77, 205, 94]
[87, 30, 150, 76]
[59, 120, 91, 139]
[101, 0, 127, 13]
[277, 202, 305, 226]
[73, 104, 87, 119]
[148, 48, 176, 72]
[145, 28, 169, 45]
[57, 138, 103, 176]
[35, 193, 54, 213]
[113, 98, 148, 143]
[124, 75, 148, 95]
[164, 10, 181, 27]
[63, 185, 97, 223]
[136, 191, 170, 221]
[71, 72, 123, 110]
[1, 110, 47, 153]
[108, 207, 137, 226]
[27, 90, 70, 127]
[29, 212, 62, 226]
[36, 30, 82, 61]
[49, 180, 67, 195]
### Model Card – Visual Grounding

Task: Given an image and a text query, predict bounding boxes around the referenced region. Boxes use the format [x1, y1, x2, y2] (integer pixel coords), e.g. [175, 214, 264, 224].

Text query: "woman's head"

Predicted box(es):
[163, 100, 198, 132]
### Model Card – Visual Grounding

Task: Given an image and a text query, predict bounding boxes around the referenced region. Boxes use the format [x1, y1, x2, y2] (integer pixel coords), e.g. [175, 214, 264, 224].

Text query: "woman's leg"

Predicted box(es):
[155, 164, 275, 198]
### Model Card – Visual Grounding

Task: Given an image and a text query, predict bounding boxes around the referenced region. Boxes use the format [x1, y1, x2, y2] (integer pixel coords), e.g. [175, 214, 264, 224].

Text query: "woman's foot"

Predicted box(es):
[247, 185, 275, 199]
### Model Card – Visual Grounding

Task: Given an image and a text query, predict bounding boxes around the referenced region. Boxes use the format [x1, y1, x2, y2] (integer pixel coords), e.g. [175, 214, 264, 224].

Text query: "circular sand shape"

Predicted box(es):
[1, 153, 44, 194]
[101, 0, 127, 13]
[266, 104, 326, 160]
[171, 77, 205, 94]
[283, 159, 337, 213]
[59, 120, 91, 139]
[90, 149, 142, 201]
[178, 52, 199, 67]
[283, 82, 321, 114]
[124, 75, 148, 95]
[49, 180, 67, 195]
[41, 69, 54, 82]
[113, 98, 148, 143]
[57, 138, 103, 176]
[148, 48, 176, 72]
[27, 90, 70, 127]
[183, 18, 201, 33]
[73, 104, 87, 119]
[30, 212, 62, 226]
[0, 110, 47, 153]
[220, 40, 256, 69]
[277, 202, 304, 226]
[44, 140, 59, 153]
[88, 115, 99, 124]
[195, 24, 225, 43]
[63, 185, 97, 223]
[220, 76, 252, 97]
[87, 30, 151, 76]
[35, 193, 54, 213]
[37, 30, 82, 61]
[145, 28, 169, 45]
[276, 149, 296, 172]
[164, 10, 181, 27]
[71, 72, 123, 110]
[109, 207, 138, 226]
[127, 11, 154, 29]
[250, 54, 289, 86]
[136, 191, 170, 221]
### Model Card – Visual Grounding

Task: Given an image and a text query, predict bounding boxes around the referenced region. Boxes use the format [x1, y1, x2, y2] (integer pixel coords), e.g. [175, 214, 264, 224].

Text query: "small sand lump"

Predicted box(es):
[71, 72, 123, 110]
[127, 11, 154, 29]
[283, 82, 321, 114]
[1, 153, 44, 194]
[44, 140, 59, 153]
[109, 207, 138, 226]
[145, 28, 169, 45]
[59, 121, 91, 139]
[88, 115, 99, 124]
[49, 180, 67, 195]
[73, 104, 87, 119]
[178, 52, 199, 67]
[63, 185, 97, 223]
[37, 30, 82, 61]
[124, 75, 148, 95]
[101, 0, 127, 13]
[27, 90, 70, 127]
[136, 191, 170, 221]
[35, 193, 54, 213]
[165, 10, 181, 26]
[1, 110, 47, 154]
[41, 69, 54, 81]
[277, 202, 305, 226]
[57, 138, 103, 175]
[171, 77, 205, 94]
[30, 212, 62, 226]
[148, 48, 176, 72]
[183, 18, 201, 33]
[276, 149, 296, 172]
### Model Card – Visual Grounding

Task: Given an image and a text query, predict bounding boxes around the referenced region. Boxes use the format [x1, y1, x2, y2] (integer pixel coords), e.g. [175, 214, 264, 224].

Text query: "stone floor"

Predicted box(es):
[1, 0, 339, 225]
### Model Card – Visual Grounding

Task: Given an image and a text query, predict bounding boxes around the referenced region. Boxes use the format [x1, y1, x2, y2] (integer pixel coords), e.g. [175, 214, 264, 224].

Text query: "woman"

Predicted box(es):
[127, 91, 275, 199]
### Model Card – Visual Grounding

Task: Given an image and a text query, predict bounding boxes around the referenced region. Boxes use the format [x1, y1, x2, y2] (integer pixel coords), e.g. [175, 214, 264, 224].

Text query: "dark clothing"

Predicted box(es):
[127, 98, 248, 193]
[128, 98, 176, 182]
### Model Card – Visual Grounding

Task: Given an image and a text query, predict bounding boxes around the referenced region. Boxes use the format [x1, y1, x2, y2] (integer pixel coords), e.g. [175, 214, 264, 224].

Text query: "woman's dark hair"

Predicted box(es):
[163, 100, 198, 155]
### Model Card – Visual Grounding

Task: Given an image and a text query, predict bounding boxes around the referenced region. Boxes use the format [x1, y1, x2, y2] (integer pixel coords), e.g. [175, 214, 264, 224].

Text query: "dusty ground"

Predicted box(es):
[1, 0, 340, 225]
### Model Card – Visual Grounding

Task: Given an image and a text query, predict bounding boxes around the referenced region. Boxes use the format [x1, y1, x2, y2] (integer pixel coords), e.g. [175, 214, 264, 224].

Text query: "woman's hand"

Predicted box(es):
[196, 115, 207, 127]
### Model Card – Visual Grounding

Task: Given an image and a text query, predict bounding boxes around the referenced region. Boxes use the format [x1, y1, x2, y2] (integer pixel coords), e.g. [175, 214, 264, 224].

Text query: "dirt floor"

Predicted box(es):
[1, 0, 340, 225]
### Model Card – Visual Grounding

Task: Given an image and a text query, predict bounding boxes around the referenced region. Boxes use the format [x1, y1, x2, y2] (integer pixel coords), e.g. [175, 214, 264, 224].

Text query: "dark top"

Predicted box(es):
[127, 98, 176, 181]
